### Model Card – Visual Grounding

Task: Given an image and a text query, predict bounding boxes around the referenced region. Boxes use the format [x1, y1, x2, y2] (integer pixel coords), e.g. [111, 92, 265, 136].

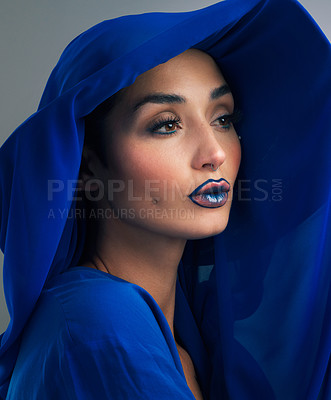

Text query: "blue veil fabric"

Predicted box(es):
[0, 0, 330, 398]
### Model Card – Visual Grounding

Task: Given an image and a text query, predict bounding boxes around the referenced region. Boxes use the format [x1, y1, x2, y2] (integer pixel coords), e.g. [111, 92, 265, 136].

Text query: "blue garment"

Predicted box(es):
[0, 0, 330, 398]
[5, 267, 205, 399]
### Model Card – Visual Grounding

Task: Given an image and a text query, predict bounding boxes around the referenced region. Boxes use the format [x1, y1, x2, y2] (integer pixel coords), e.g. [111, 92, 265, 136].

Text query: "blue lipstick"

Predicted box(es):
[188, 178, 230, 208]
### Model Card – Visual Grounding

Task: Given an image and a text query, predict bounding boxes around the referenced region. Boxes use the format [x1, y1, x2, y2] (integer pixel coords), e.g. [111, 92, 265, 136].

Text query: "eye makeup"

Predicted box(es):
[147, 108, 241, 136]
[147, 115, 182, 135]
[212, 108, 242, 131]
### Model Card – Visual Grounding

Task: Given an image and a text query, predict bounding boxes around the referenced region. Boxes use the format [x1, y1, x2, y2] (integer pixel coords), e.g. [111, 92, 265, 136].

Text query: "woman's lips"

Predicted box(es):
[188, 178, 230, 208]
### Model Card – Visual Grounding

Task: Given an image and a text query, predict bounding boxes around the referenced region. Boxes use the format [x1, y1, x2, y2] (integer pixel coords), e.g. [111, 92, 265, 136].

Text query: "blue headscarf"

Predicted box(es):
[0, 0, 330, 398]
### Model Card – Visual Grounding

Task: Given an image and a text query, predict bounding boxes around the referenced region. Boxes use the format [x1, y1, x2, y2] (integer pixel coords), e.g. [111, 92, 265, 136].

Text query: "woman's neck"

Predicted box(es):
[81, 217, 187, 337]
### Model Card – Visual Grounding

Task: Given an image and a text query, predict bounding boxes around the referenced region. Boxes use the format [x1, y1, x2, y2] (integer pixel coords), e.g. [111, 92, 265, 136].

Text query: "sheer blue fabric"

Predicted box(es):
[0, 0, 330, 398]
[5, 267, 202, 399]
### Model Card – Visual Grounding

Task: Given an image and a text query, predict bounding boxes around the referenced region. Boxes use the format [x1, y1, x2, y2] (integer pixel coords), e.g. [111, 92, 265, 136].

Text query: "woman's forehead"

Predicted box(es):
[121, 49, 227, 101]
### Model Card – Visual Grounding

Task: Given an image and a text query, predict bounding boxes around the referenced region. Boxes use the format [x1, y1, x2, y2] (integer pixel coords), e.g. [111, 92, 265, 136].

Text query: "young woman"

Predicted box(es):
[0, 0, 330, 399]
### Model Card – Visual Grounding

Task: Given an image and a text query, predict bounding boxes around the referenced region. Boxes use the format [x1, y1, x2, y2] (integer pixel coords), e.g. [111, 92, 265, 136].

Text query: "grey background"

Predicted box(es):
[0, 0, 330, 332]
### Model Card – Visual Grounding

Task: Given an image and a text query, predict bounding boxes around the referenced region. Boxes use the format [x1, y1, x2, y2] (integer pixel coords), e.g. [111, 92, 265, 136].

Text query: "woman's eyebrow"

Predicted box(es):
[210, 84, 231, 99]
[132, 84, 231, 113]
[132, 93, 185, 112]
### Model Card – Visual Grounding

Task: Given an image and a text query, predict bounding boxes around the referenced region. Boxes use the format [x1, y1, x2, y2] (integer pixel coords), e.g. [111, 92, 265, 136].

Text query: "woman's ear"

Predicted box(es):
[78, 147, 103, 193]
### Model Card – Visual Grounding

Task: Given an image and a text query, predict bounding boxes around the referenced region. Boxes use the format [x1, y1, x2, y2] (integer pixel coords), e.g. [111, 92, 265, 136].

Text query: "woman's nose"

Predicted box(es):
[191, 123, 226, 171]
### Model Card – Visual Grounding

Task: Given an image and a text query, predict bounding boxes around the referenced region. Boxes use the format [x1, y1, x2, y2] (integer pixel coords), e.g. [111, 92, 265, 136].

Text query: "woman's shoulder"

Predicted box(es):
[34, 267, 166, 345]
[8, 268, 192, 399]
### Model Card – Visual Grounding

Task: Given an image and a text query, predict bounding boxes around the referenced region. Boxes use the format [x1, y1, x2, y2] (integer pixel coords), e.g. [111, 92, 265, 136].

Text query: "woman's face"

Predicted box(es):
[88, 49, 241, 240]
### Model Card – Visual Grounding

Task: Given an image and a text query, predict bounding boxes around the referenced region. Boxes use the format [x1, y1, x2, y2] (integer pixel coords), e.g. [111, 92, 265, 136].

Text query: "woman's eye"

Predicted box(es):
[213, 110, 242, 131]
[149, 118, 182, 135]
[214, 115, 233, 130]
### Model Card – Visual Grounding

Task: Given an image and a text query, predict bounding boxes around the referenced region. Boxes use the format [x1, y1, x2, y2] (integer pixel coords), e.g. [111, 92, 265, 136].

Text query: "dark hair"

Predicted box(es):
[83, 90, 123, 166]
[76, 91, 124, 264]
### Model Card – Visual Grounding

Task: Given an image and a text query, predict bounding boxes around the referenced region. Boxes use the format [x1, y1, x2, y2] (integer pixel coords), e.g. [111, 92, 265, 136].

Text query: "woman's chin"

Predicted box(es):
[180, 216, 230, 240]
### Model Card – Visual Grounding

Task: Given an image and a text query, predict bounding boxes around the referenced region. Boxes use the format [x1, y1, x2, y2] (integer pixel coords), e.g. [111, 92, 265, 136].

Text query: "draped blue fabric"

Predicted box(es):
[0, 0, 330, 398]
